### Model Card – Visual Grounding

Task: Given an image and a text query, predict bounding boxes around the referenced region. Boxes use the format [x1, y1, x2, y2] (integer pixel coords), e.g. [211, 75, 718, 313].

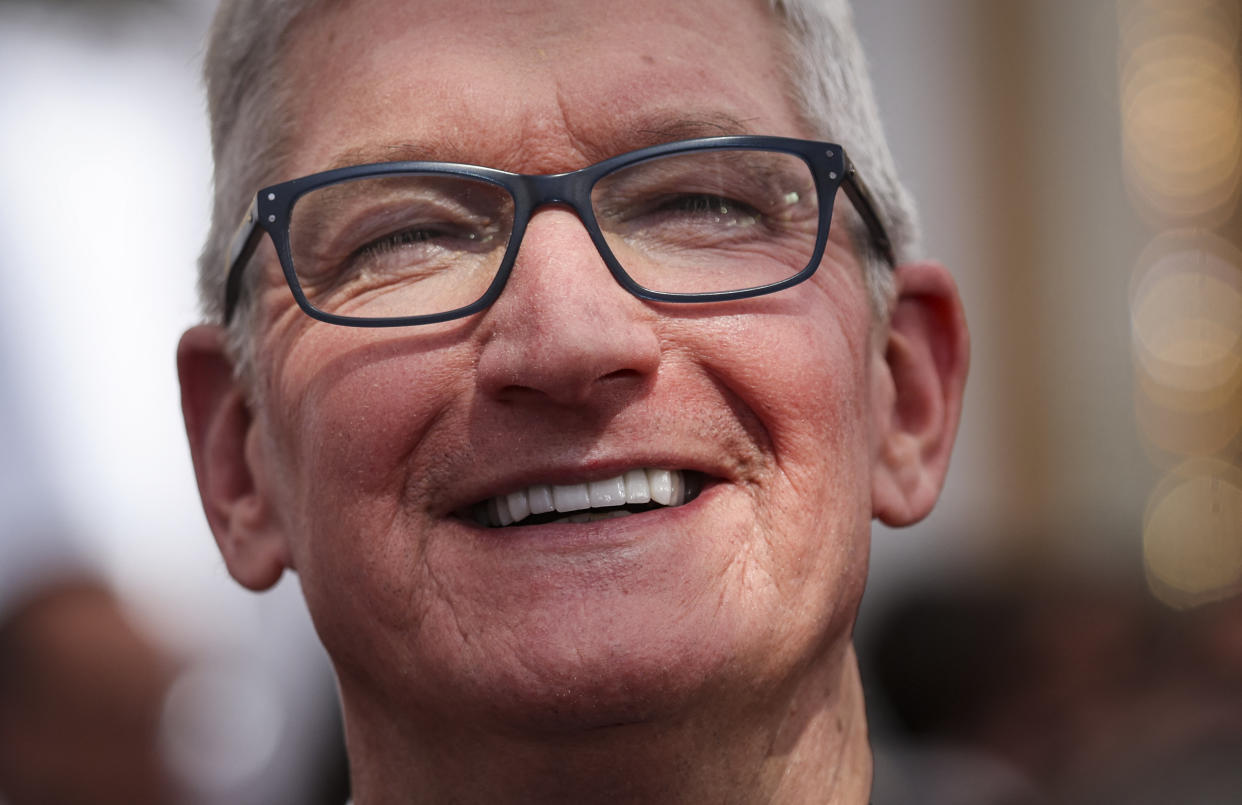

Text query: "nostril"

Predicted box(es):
[475, 302, 661, 404]
[600, 368, 646, 384]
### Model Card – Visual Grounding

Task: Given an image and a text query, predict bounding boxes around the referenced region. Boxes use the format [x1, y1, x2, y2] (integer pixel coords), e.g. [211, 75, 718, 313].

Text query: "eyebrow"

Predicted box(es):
[319, 112, 761, 174]
[628, 112, 759, 147]
[324, 142, 445, 172]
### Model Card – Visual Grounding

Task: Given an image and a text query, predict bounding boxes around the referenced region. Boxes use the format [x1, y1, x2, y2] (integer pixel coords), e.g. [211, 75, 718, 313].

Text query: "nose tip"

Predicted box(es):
[474, 209, 661, 406]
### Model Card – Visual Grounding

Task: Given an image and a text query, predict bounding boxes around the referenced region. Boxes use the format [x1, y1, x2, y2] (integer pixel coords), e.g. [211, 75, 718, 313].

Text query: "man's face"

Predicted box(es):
[250, 0, 883, 728]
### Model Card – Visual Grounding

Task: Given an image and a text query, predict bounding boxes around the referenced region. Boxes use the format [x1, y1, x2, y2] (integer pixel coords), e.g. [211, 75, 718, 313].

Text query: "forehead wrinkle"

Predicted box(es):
[281, 0, 796, 179]
[560, 108, 766, 165]
[317, 109, 767, 178]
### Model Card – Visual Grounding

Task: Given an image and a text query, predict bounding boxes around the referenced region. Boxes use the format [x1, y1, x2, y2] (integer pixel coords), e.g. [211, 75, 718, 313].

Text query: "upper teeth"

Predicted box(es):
[479, 468, 688, 527]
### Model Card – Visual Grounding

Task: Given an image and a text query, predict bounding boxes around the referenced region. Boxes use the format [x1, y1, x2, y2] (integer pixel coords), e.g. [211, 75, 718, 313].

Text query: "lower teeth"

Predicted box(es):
[556, 510, 633, 524]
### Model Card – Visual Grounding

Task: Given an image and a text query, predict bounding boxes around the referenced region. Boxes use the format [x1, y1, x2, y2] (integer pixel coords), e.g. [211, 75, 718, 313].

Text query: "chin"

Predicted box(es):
[465, 626, 737, 736]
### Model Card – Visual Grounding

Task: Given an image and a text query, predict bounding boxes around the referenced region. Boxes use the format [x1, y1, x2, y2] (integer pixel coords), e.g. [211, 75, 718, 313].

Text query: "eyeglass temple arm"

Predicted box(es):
[841, 159, 896, 268]
[223, 198, 262, 324]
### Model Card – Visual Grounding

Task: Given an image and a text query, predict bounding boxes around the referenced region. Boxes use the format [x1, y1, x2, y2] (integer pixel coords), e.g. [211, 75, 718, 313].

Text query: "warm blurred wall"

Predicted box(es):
[856, 5, 1242, 798]
[856, 0, 1241, 609]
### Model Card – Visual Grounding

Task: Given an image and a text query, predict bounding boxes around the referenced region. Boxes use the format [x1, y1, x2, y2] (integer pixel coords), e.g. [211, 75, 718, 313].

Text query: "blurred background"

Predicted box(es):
[0, 0, 1238, 803]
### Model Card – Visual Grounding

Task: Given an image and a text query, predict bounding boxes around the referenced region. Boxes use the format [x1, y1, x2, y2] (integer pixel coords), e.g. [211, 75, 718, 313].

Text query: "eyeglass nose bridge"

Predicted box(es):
[523, 169, 595, 206]
[511, 168, 603, 227]
[494, 167, 636, 298]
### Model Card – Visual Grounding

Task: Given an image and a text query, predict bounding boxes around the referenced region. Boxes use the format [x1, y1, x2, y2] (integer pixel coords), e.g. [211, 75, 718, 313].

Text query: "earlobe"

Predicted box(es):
[178, 325, 289, 590]
[871, 261, 970, 526]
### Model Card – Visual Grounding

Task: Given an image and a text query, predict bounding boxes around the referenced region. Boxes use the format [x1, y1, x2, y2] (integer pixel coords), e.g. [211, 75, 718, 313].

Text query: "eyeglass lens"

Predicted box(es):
[286, 149, 820, 320]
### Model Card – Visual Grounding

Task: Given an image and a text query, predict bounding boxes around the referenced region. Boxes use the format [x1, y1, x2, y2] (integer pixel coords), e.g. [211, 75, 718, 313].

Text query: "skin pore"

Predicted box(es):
[178, 0, 969, 802]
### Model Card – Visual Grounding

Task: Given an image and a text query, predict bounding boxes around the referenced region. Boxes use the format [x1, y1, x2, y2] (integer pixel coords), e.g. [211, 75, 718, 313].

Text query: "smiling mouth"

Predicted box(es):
[466, 469, 704, 528]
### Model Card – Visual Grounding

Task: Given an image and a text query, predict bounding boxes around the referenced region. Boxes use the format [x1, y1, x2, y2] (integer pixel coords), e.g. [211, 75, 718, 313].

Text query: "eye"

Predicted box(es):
[655, 193, 762, 225]
[339, 215, 502, 279]
[354, 224, 483, 262]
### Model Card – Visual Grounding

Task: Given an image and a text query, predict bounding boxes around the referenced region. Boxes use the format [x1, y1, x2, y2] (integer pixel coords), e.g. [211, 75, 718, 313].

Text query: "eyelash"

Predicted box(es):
[356, 227, 439, 259]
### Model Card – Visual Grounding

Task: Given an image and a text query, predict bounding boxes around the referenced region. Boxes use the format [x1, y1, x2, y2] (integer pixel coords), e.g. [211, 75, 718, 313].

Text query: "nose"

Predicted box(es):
[474, 208, 661, 406]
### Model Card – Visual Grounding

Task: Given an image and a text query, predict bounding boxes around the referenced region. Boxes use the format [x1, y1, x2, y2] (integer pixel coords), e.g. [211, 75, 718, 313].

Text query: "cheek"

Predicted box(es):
[257, 333, 489, 691]
[754, 314, 872, 555]
[693, 292, 873, 490]
[680, 277, 875, 611]
[258, 323, 476, 570]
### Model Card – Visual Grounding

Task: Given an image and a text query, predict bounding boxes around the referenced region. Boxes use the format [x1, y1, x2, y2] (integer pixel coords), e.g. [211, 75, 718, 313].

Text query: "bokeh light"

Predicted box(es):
[1121, 0, 1242, 227]
[1144, 458, 1242, 608]
[1131, 231, 1242, 457]
[1123, 0, 1242, 608]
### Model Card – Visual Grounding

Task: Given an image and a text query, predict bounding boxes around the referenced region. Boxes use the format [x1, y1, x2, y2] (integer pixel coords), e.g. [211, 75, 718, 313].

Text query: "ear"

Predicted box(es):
[871, 261, 970, 526]
[177, 325, 289, 590]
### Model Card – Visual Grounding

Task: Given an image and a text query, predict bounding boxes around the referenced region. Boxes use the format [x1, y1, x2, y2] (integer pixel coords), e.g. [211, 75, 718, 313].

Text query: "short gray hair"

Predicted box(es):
[775, 0, 919, 315]
[198, 0, 919, 370]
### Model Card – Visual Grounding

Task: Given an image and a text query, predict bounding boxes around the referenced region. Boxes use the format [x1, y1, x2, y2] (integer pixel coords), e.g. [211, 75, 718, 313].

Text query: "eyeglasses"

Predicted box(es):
[223, 135, 894, 327]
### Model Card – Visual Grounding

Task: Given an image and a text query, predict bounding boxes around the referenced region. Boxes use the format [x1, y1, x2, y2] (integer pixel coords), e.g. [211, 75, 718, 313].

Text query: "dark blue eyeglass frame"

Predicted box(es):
[222, 135, 896, 327]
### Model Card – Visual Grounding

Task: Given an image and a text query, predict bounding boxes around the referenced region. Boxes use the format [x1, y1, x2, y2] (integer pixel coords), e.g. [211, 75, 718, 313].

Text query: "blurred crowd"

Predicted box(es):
[0, 556, 350, 805]
[865, 564, 1242, 804]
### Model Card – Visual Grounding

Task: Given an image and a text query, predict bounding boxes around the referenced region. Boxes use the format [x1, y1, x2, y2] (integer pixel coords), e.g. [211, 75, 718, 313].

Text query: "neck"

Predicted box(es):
[341, 646, 872, 805]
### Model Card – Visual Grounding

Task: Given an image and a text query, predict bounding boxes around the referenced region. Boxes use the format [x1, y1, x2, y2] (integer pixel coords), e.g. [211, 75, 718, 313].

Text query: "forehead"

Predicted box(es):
[278, 0, 803, 176]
